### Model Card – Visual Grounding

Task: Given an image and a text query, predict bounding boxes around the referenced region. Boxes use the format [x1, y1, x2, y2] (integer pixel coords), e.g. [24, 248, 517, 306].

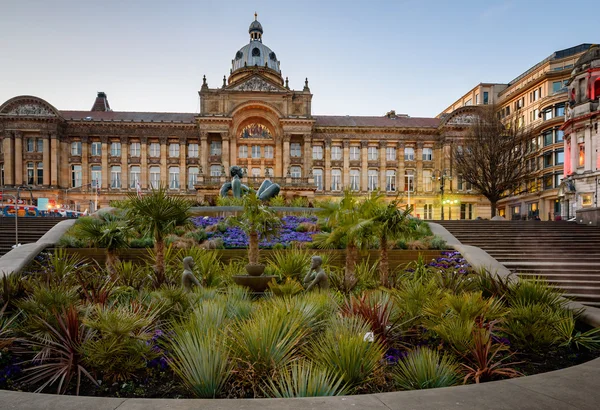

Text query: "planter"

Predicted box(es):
[245, 263, 266, 276]
[232, 275, 277, 292]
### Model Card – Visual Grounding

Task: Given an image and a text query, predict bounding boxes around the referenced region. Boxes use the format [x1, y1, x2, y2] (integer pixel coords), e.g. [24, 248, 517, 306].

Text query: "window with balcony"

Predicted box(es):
[386, 170, 396, 192]
[210, 165, 222, 176]
[188, 167, 199, 189]
[349, 146, 360, 160]
[331, 146, 342, 160]
[367, 170, 378, 191]
[331, 169, 342, 191]
[169, 167, 180, 189]
[290, 143, 302, 157]
[350, 169, 360, 191]
[367, 146, 378, 161]
[290, 166, 301, 178]
[130, 166, 140, 188]
[312, 145, 323, 160]
[130, 142, 140, 157]
[110, 142, 121, 157]
[169, 143, 180, 158]
[404, 147, 415, 161]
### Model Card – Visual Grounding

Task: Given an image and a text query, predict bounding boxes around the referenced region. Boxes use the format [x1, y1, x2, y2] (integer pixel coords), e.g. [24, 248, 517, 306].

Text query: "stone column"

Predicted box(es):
[160, 136, 168, 186]
[179, 136, 187, 190]
[42, 135, 50, 186]
[361, 140, 368, 192]
[379, 140, 387, 192]
[3, 132, 14, 185]
[398, 142, 405, 192]
[443, 143, 452, 191]
[283, 133, 291, 178]
[200, 132, 208, 176]
[221, 133, 230, 174]
[81, 136, 89, 188]
[571, 135, 578, 172]
[584, 126, 592, 172]
[303, 133, 312, 177]
[13, 132, 23, 186]
[60, 140, 69, 188]
[416, 142, 424, 193]
[100, 136, 109, 189]
[324, 138, 331, 192]
[120, 136, 128, 190]
[343, 140, 350, 187]
[140, 137, 148, 189]
[229, 134, 237, 170]
[50, 133, 59, 187]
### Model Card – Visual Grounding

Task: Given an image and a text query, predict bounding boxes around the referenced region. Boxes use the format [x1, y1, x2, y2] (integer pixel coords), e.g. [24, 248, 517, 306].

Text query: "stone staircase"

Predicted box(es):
[437, 220, 600, 307]
[0, 217, 69, 257]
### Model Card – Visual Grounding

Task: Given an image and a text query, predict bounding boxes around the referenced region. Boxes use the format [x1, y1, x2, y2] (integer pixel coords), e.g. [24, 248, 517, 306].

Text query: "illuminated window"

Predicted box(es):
[579, 143, 585, 167]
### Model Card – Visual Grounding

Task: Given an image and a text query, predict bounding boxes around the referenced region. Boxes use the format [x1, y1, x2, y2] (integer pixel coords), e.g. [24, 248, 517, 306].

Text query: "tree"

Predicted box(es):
[74, 212, 130, 277]
[229, 191, 280, 266]
[451, 106, 530, 217]
[124, 186, 191, 287]
[316, 190, 374, 292]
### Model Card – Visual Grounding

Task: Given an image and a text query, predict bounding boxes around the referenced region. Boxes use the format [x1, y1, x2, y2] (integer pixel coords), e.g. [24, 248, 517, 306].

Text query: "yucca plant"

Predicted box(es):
[265, 293, 336, 332]
[310, 316, 384, 387]
[114, 260, 150, 289]
[167, 307, 232, 398]
[1, 274, 28, 311]
[265, 360, 348, 398]
[341, 291, 396, 347]
[473, 269, 514, 299]
[266, 249, 311, 281]
[185, 248, 224, 287]
[42, 248, 88, 288]
[268, 278, 304, 297]
[228, 306, 308, 379]
[150, 285, 194, 322]
[556, 314, 600, 350]
[392, 278, 444, 328]
[17, 285, 80, 336]
[504, 302, 561, 350]
[461, 320, 522, 384]
[425, 292, 508, 323]
[508, 278, 566, 310]
[73, 267, 116, 306]
[0, 303, 18, 349]
[393, 347, 460, 390]
[20, 305, 97, 395]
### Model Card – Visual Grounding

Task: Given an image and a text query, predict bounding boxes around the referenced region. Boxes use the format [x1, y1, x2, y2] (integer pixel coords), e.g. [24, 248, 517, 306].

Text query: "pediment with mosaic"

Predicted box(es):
[240, 123, 272, 139]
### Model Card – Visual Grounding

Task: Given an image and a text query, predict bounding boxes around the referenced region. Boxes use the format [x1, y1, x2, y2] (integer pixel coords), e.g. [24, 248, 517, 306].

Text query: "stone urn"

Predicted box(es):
[232, 274, 276, 293]
[245, 263, 266, 276]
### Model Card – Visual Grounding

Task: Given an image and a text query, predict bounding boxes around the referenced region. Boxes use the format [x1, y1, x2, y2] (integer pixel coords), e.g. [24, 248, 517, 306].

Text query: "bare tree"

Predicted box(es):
[451, 106, 531, 217]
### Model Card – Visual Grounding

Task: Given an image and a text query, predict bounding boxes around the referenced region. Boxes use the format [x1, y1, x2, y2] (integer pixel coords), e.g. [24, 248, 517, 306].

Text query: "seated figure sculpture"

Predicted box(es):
[181, 256, 201, 292]
[303, 255, 329, 291]
[220, 165, 280, 201]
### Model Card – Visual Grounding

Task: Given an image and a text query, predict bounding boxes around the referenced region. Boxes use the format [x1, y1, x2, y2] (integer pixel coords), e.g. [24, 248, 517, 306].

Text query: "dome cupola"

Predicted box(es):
[249, 13, 263, 41]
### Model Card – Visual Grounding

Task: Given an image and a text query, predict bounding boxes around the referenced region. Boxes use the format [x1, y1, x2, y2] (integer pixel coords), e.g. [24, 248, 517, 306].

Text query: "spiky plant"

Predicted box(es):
[265, 360, 348, 398]
[508, 277, 566, 310]
[341, 291, 396, 347]
[124, 185, 192, 287]
[555, 311, 600, 350]
[185, 247, 223, 287]
[504, 302, 563, 350]
[393, 347, 460, 390]
[310, 316, 384, 387]
[20, 305, 97, 395]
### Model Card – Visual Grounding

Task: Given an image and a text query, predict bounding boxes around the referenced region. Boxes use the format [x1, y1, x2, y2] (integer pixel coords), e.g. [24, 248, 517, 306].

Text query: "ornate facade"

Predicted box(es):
[0, 17, 490, 219]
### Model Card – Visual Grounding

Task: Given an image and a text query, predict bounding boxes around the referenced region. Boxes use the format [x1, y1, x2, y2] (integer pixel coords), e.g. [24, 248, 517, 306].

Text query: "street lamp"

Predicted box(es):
[431, 169, 452, 220]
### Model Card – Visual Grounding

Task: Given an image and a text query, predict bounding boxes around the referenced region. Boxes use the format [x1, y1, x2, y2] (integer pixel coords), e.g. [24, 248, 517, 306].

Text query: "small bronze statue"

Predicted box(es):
[303, 255, 329, 291]
[182, 256, 201, 292]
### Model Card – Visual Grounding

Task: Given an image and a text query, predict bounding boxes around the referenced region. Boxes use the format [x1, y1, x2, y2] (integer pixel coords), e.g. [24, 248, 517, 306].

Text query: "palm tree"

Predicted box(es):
[230, 192, 280, 271]
[124, 186, 191, 287]
[316, 189, 374, 292]
[369, 196, 412, 287]
[74, 212, 130, 277]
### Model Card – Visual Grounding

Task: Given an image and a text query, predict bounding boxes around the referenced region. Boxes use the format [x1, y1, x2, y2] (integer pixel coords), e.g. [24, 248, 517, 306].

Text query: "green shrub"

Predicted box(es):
[174, 227, 186, 236]
[310, 316, 384, 387]
[555, 311, 600, 350]
[290, 197, 309, 207]
[429, 235, 447, 250]
[267, 249, 311, 281]
[265, 360, 348, 397]
[268, 278, 304, 297]
[185, 248, 224, 288]
[269, 196, 286, 207]
[56, 234, 86, 248]
[393, 348, 460, 390]
[129, 237, 154, 248]
[505, 302, 561, 349]
[395, 239, 408, 250]
[508, 278, 566, 309]
[272, 243, 285, 250]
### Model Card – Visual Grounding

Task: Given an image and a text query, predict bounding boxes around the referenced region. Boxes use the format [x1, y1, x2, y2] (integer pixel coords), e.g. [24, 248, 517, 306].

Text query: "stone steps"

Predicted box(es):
[0, 217, 70, 256]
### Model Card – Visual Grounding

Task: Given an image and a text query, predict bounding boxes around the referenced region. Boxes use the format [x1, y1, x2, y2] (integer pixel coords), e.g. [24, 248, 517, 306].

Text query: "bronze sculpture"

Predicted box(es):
[181, 256, 201, 291]
[219, 165, 280, 201]
[303, 255, 329, 291]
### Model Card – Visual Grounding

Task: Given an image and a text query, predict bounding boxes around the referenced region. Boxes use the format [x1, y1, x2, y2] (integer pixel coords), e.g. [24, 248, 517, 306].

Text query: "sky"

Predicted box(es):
[0, 0, 598, 118]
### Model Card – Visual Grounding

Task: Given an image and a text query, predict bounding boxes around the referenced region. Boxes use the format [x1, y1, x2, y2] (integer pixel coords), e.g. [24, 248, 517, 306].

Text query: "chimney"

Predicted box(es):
[91, 92, 111, 112]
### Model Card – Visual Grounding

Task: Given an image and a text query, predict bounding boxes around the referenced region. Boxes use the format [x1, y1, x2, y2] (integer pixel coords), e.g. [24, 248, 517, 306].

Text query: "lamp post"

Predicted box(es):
[432, 169, 452, 220]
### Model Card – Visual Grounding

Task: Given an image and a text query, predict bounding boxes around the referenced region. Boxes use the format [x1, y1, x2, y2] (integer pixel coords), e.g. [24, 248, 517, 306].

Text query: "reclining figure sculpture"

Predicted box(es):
[219, 165, 280, 201]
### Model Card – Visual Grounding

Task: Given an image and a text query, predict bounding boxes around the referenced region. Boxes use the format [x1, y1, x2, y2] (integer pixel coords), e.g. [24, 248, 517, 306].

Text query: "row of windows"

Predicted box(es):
[70, 142, 203, 158]
[312, 146, 434, 161]
[238, 145, 274, 159]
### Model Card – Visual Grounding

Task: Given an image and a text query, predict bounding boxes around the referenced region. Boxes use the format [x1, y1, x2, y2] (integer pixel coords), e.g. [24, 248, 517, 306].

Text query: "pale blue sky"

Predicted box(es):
[0, 0, 597, 117]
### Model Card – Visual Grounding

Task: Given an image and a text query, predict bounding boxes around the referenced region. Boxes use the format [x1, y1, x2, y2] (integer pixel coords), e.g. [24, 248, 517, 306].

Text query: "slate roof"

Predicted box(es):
[59, 111, 196, 123]
[314, 115, 440, 128]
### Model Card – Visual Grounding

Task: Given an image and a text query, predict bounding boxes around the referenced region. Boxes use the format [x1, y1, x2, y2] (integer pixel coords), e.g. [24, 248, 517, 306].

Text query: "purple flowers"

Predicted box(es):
[428, 251, 471, 273]
[191, 215, 319, 249]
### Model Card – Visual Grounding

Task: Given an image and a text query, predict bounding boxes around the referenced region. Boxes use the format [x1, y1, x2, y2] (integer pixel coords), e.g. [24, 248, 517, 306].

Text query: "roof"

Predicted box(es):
[59, 110, 196, 123]
[314, 115, 440, 128]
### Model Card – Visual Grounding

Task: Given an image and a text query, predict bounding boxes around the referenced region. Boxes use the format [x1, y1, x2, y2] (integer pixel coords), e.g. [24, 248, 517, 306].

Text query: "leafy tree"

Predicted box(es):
[451, 106, 531, 217]
[74, 212, 130, 276]
[124, 186, 191, 287]
[229, 192, 280, 265]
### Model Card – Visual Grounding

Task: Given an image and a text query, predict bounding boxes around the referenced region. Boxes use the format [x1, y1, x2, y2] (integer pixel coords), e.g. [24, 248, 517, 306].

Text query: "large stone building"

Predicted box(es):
[0, 17, 495, 219]
[561, 45, 600, 224]
[440, 44, 593, 220]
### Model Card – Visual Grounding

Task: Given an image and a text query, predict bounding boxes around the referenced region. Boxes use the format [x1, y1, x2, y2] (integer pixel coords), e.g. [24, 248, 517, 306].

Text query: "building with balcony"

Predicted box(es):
[440, 44, 593, 220]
